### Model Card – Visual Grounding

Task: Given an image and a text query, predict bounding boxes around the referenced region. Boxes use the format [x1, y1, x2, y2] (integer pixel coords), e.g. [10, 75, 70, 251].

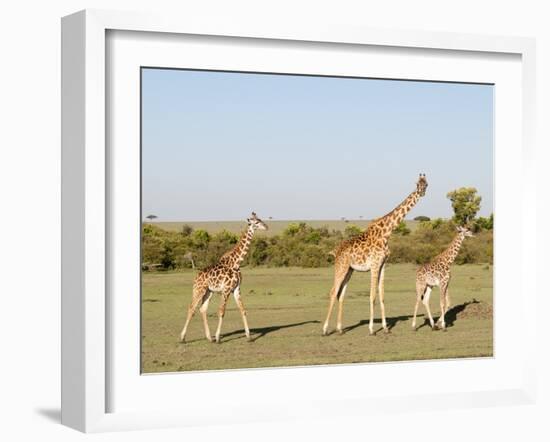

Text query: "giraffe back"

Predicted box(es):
[195, 262, 241, 293]
[332, 222, 389, 268]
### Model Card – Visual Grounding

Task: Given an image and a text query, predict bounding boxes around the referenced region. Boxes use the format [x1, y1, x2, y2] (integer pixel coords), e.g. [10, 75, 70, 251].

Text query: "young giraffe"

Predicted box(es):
[323, 174, 428, 336]
[412, 225, 473, 331]
[179, 212, 268, 344]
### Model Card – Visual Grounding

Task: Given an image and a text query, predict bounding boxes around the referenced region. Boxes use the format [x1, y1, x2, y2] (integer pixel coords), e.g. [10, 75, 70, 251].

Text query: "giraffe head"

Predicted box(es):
[416, 173, 428, 196]
[457, 225, 474, 237]
[247, 212, 268, 231]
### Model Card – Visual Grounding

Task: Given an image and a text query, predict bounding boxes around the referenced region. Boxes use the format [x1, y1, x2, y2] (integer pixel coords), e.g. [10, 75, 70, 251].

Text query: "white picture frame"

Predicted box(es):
[61, 9, 537, 433]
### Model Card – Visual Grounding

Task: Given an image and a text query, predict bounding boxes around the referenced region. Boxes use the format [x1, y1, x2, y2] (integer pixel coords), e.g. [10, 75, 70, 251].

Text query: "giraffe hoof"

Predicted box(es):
[383, 328, 391, 334]
[369, 331, 375, 336]
[337, 329, 343, 335]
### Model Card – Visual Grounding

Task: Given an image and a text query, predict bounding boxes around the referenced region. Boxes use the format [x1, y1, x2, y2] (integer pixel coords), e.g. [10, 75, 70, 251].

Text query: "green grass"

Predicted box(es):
[141, 263, 493, 373]
[154, 219, 419, 236]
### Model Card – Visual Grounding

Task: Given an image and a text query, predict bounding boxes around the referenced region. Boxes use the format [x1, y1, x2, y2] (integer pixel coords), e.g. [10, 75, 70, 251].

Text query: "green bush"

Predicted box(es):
[394, 221, 411, 236]
[473, 214, 494, 232]
[181, 224, 193, 236]
[344, 225, 362, 238]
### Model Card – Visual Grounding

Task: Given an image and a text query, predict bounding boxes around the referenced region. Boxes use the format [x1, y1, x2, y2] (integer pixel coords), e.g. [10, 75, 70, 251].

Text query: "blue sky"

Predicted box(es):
[142, 68, 493, 221]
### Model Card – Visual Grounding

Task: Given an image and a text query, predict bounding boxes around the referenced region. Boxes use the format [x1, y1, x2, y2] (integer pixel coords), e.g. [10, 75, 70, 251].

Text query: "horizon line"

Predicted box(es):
[144, 217, 453, 223]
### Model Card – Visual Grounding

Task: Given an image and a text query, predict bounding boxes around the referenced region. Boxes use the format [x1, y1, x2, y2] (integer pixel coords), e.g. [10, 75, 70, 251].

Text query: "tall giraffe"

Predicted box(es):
[412, 225, 473, 331]
[179, 212, 268, 344]
[322, 174, 428, 336]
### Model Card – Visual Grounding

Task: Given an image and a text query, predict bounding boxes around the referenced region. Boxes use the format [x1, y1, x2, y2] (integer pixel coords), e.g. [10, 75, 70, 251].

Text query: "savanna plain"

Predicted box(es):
[142, 257, 493, 373]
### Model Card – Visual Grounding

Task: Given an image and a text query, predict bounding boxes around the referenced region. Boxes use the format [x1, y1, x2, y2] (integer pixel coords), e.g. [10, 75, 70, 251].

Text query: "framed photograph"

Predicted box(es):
[61, 9, 537, 432]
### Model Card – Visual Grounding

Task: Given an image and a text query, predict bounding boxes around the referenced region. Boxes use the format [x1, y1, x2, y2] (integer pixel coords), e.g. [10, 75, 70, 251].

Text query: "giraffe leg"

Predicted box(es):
[214, 290, 232, 343]
[323, 295, 337, 336]
[180, 284, 206, 342]
[368, 267, 380, 336]
[422, 286, 435, 329]
[322, 262, 350, 336]
[412, 281, 426, 330]
[233, 286, 251, 341]
[378, 262, 389, 333]
[199, 290, 213, 342]
[336, 269, 353, 334]
[445, 289, 451, 314]
[437, 282, 449, 331]
[437, 277, 452, 322]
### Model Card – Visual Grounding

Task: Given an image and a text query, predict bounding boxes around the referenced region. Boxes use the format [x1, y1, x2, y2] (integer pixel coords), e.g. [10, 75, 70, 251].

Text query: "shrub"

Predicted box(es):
[394, 221, 411, 236]
[344, 225, 362, 238]
[213, 230, 239, 244]
[181, 224, 193, 236]
[283, 222, 304, 237]
[160, 243, 176, 269]
[191, 229, 210, 249]
[472, 214, 494, 232]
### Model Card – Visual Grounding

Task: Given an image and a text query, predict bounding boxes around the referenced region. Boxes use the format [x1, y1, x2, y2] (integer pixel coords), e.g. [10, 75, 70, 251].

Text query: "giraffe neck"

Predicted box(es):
[377, 190, 422, 237]
[438, 232, 466, 265]
[221, 225, 255, 269]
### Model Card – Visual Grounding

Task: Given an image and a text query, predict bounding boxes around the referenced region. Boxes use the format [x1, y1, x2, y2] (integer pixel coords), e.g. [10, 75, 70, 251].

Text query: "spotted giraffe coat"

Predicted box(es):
[416, 230, 469, 293]
[191, 225, 255, 295]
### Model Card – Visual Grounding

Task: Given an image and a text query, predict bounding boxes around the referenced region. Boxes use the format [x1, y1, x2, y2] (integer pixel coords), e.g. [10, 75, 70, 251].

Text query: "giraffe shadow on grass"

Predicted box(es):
[415, 299, 481, 330]
[340, 314, 415, 335]
[221, 320, 320, 343]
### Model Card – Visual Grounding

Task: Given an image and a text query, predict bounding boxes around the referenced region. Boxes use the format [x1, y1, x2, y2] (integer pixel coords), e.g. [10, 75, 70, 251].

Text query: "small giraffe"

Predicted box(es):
[323, 174, 428, 336]
[412, 225, 473, 331]
[179, 212, 268, 344]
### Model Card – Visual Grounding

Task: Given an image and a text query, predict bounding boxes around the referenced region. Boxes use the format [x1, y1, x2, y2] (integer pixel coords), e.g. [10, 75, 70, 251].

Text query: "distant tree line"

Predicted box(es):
[142, 217, 493, 271]
[143, 187, 492, 270]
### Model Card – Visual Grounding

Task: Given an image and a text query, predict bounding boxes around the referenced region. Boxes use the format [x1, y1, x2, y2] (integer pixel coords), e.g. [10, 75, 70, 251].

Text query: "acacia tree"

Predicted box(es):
[145, 214, 158, 223]
[446, 187, 481, 226]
